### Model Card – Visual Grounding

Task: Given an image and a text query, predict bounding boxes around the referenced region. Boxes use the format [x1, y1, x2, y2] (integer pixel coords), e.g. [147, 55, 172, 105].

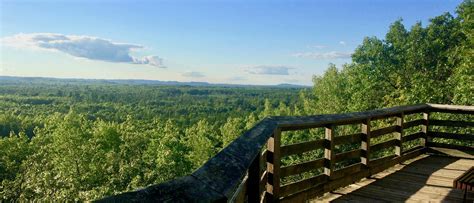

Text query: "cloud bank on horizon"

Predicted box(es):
[1, 33, 165, 68]
[245, 65, 293, 75]
[292, 51, 352, 59]
[182, 71, 205, 78]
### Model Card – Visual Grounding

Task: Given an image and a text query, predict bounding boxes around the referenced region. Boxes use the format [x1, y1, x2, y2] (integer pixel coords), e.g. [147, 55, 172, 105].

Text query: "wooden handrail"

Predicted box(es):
[96, 104, 473, 202]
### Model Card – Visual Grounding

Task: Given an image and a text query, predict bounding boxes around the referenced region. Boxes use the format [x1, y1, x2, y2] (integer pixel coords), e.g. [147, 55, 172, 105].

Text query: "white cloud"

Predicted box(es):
[1, 33, 165, 68]
[308, 45, 326, 49]
[292, 51, 352, 59]
[182, 71, 205, 78]
[228, 76, 246, 81]
[339, 41, 346, 46]
[245, 65, 293, 75]
[285, 79, 302, 83]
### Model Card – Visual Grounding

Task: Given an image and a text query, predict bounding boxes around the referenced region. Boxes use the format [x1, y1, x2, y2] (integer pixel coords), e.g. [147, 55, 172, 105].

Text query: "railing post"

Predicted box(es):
[361, 118, 371, 167]
[324, 125, 335, 178]
[422, 111, 430, 148]
[267, 128, 281, 201]
[247, 153, 260, 202]
[395, 113, 404, 157]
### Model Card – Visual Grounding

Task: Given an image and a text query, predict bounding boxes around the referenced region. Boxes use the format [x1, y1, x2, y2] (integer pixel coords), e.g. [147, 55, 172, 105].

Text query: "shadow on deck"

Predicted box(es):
[315, 149, 474, 202]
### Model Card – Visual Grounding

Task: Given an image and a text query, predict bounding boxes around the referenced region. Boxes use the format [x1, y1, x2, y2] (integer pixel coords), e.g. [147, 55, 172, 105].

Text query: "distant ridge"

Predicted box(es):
[0, 76, 310, 89]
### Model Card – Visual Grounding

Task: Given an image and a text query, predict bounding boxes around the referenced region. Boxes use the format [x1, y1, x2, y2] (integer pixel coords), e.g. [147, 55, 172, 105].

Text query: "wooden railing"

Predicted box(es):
[97, 104, 473, 202]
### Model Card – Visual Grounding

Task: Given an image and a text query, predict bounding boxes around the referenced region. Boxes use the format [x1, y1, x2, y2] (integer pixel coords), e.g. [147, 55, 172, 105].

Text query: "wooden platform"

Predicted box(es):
[312, 154, 474, 202]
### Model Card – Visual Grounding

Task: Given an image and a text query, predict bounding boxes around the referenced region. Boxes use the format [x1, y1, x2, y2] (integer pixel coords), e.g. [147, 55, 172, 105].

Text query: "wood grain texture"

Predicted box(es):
[280, 139, 324, 157]
[313, 155, 474, 203]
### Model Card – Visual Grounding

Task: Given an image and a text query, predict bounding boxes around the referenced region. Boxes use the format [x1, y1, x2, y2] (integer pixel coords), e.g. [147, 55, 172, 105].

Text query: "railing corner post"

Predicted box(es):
[395, 113, 404, 157]
[422, 111, 431, 149]
[247, 153, 261, 203]
[266, 127, 281, 202]
[324, 124, 335, 179]
[361, 118, 371, 167]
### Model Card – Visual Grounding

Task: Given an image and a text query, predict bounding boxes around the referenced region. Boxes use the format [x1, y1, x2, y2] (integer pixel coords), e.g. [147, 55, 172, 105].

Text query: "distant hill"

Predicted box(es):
[0, 76, 310, 89]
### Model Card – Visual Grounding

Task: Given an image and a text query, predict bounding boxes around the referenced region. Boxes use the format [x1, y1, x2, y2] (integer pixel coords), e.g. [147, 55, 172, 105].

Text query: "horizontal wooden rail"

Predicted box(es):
[334, 133, 363, 145]
[280, 139, 324, 157]
[403, 119, 424, 129]
[371, 125, 398, 138]
[334, 149, 361, 162]
[402, 132, 424, 142]
[428, 131, 474, 141]
[280, 174, 328, 198]
[371, 139, 398, 152]
[276, 104, 430, 131]
[280, 159, 325, 178]
[97, 104, 473, 203]
[429, 120, 474, 127]
[427, 142, 474, 151]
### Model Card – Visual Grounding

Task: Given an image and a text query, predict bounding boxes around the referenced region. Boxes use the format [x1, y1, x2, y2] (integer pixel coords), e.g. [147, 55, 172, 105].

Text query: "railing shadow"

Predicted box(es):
[330, 155, 469, 202]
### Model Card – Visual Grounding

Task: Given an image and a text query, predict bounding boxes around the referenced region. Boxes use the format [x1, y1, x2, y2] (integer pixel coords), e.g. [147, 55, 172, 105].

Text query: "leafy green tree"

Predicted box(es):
[185, 120, 217, 168]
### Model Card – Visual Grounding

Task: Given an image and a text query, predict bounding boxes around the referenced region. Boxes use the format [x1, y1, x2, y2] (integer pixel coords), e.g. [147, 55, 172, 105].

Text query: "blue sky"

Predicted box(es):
[0, 0, 462, 85]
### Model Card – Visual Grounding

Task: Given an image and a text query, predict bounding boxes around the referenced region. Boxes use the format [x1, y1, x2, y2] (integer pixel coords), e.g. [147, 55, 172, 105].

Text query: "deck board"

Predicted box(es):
[312, 154, 474, 202]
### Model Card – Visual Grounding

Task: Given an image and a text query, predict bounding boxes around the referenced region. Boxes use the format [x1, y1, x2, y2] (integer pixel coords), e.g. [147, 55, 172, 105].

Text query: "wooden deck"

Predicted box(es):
[313, 153, 474, 202]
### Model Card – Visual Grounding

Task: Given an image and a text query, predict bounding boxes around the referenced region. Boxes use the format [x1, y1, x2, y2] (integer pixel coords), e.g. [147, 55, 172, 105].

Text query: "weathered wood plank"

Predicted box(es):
[368, 147, 425, 175]
[232, 175, 247, 203]
[331, 163, 362, 180]
[428, 131, 474, 141]
[266, 128, 281, 201]
[246, 154, 260, 202]
[369, 156, 400, 175]
[403, 119, 424, 129]
[324, 125, 335, 178]
[400, 146, 426, 162]
[334, 133, 363, 145]
[395, 113, 403, 156]
[371, 139, 398, 152]
[334, 149, 361, 163]
[427, 142, 474, 151]
[422, 112, 430, 147]
[313, 156, 473, 203]
[260, 171, 267, 191]
[371, 125, 398, 138]
[280, 158, 325, 178]
[429, 120, 474, 128]
[189, 118, 278, 201]
[428, 103, 474, 114]
[280, 139, 325, 157]
[361, 119, 371, 166]
[324, 167, 371, 193]
[280, 174, 328, 197]
[369, 154, 397, 167]
[280, 183, 325, 203]
[276, 104, 429, 131]
[402, 132, 424, 142]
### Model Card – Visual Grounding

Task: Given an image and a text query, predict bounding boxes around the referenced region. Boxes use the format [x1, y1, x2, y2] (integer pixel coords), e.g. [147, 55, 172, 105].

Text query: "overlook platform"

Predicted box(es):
[315, 149, 474, 202]
[99, 104, 474, 203]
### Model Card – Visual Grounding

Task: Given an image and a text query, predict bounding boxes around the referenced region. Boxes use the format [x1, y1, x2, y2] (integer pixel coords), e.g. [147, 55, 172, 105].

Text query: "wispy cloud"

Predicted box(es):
[292, 51, 352, 59]
[182, 71, 205, 78]
[308, 44, 327, 49]
[245, 65, 293, 75]
[228, 76, 246, 81]
[1, 33, 165, 68]
[339, 41, 346, 46]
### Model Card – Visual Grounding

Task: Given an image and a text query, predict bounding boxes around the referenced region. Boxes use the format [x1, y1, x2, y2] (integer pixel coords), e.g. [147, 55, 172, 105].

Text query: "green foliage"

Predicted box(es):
[1, 1, 472, 201]
[185, 120, 217, 168]
[0, 81, 301, 201]
[304, 1, 473, 111]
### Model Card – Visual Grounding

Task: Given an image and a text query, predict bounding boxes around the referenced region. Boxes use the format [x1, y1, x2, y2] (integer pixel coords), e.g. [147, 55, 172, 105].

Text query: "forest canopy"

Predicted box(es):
[1, 1, 473, 201]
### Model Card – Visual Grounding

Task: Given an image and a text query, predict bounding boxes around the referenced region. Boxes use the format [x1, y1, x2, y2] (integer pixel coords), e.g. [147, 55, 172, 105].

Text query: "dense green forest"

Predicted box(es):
[1, 1, 472, 201]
